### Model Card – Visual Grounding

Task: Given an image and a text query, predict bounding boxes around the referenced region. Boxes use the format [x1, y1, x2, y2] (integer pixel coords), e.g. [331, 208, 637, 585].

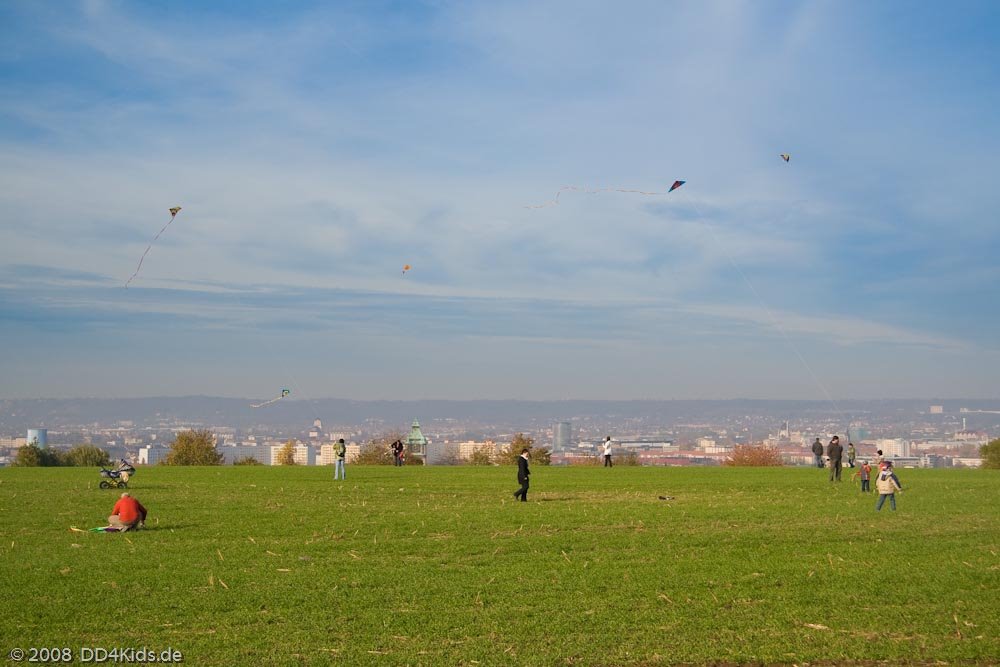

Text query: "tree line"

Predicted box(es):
[11, 443, 113, 467]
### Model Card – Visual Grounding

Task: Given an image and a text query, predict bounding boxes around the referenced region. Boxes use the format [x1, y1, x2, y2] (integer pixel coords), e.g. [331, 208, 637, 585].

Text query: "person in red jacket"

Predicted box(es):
[108, 492, 147, 532]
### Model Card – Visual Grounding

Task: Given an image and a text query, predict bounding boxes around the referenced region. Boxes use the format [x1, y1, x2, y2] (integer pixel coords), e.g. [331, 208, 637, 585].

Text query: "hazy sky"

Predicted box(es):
[2, 1, 999, 401]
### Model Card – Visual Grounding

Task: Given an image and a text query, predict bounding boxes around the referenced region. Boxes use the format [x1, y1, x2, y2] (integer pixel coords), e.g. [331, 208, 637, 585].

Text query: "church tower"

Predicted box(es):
[405, 420, 428, 461]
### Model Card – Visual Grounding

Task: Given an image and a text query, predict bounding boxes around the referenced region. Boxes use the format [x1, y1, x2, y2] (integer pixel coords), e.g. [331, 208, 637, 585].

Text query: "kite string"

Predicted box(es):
[682, 193, 848, 433]
[525, 185, 667, 209]
[125, 213, 179, 288]
[230, 282, 311, 410]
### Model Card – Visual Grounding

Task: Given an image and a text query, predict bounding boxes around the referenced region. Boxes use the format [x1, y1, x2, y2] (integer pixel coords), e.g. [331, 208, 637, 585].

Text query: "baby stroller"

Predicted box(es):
[99, 459, 136, 489]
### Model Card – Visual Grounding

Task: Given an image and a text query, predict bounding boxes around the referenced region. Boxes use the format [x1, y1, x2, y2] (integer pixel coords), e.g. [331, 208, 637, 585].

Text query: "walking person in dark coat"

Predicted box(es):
[811, 438, 824, 468]
[512, 448, 530, 502]
[391, 439, 405, 467]
[827, 436, 843, 482]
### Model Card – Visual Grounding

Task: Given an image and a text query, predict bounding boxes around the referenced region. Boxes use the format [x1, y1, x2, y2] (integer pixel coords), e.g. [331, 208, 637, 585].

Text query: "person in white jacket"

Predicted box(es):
[875, 461, 903, 511]
[602, 437, 613, 468]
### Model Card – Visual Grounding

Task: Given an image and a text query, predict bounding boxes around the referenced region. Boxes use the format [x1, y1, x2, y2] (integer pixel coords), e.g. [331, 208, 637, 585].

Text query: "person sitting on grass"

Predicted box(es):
[108, 492, 147, 532]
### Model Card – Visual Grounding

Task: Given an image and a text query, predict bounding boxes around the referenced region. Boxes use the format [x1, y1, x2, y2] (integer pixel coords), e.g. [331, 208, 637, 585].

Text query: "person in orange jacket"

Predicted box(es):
[108, 492, 147, 532]
[852, 461, 873, 493]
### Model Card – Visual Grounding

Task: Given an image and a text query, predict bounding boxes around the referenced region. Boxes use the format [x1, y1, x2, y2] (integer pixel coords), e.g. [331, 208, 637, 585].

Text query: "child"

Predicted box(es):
[875, 461, 902, 511]
[852, 460, 872, 493]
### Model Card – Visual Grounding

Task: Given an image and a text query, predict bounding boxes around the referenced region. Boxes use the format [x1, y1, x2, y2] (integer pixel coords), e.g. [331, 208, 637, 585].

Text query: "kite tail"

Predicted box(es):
[251, 395, 286, 409]
[611, 188, 664, 196]
[525, 187, 569, 209]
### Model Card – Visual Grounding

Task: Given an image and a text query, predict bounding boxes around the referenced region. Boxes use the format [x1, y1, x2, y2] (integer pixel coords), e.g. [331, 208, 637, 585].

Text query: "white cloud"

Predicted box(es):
[1, 1, 998, 397]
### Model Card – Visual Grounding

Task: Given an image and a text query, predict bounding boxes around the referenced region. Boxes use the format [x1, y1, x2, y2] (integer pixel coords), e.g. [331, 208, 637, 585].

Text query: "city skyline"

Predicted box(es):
[2, 2, 999, 400]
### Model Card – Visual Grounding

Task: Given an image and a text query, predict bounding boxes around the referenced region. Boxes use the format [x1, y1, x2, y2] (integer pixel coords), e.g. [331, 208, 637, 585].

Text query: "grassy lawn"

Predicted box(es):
[1, 465, 998, 665]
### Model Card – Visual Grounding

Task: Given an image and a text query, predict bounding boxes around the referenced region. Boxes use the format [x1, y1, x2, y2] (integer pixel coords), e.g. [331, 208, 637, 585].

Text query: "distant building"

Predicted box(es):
[875, 438, 911, 458]
[457, 440, 500, 460]
[405, 420, 428, 460]
[696, 437, 717, 450]
[912, 439, 974, 451]
[270, 443, 315, 465]
[425, 441, 460, 465]
[138, 445, 169, 465]
[553, 422, 573, 450]
[617, 439, 677, 452]
[317, 441, 359, 465]
[318, 443, 336, 465]
[848, 426, 869, 441]
[221, 444, 271, 465]
[27, 429, 48, 447]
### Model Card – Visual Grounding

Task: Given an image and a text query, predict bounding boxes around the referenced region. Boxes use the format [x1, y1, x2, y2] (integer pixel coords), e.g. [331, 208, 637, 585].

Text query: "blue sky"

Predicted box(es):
[1, 0, 999, 400]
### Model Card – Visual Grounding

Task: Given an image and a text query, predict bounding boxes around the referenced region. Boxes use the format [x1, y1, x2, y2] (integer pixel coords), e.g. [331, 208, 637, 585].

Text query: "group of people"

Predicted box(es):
[327, 438, 410, 481]
[812, 436, 903, 511]
[100, 437, 368, 534]
[811, 436, 859, 474]
[102, 433, 904, 536]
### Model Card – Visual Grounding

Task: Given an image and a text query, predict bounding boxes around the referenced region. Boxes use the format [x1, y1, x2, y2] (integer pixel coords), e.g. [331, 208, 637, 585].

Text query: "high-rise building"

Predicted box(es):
[875, 438, 911, 458]
[138, 445, 169, 465]
[221, 444, 270, 465]
[553, 422, 573, 450]
[27, 429, 47, 447]
[270, 443, 315, 465]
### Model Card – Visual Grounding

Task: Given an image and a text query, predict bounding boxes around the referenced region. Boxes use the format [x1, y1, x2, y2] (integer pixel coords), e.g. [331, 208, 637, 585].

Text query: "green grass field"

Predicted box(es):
[1, 465, 998, 666]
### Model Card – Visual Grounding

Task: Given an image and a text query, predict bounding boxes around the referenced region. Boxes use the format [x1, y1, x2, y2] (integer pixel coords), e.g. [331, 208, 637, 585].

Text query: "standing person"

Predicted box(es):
[603, 436, 613, 468]
[847, 442, 857, 468]
[827, 436, 843, 482]
[875, 461, 903, 511]
[874, 449, 886, 470]
[852, 460, 873, 493]
[811, 438, 825, 468]
[512, 448, 530, 502]
[391, 439, 404, 467]
[108, 492, 147, 532]
[334, 438, 347, 480]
